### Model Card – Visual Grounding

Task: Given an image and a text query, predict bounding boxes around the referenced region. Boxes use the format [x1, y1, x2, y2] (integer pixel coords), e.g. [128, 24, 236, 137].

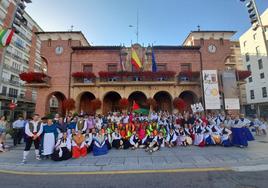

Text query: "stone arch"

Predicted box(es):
[103, 91, 122, 114]
[46, 91, 66, 116]
[179, 90, 198, 106]
[153, 91, 173, 112]
[41, 56, 48, 73]
[77, 91, 96, 114]
[128, 91, 147, 110]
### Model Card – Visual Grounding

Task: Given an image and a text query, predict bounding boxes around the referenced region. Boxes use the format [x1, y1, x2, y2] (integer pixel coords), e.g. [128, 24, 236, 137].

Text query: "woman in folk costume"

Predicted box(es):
[41, 116, 59, 158]
[239, 114, 254, 141]
[193, 119, 205, 147]
[72, 130, 87, 158]
[67, 117, 76, 137]
[219, 123, 232, 147]
[145, 131, 165, 153]
[203, 122, 216, 146]
[84, 129, 93, 153]
[137, 123, 146, 142]
[183, 124, 193, 145]
[129, 131, 140, 149]
[208, 120, 221, 145]
[92, 130, 108, 156]
[139, 131, 155, 148]
[51, 132, 72, 161]
[112, 127, 124, 149]
[176, 127, 187, 146]
[119, 125, 131, 149]
[56, 117, 67, 139]
[103, 128, 112, 150]
[165, 128, 177, 147]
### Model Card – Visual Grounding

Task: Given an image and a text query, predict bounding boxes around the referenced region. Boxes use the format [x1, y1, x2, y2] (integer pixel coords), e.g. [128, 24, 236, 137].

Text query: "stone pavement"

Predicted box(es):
[1, 135, 268, 173]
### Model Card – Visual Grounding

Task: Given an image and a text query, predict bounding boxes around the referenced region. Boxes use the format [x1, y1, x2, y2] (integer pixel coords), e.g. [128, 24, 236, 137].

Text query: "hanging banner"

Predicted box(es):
[222, 70, 240, 110]
[202, 70, 221, 109]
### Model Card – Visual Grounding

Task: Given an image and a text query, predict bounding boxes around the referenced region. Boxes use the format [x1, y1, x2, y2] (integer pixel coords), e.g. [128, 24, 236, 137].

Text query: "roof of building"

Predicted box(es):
[72, 46, 122, 51]
[35, 31, 90, 46]
[182, 30, 236, 45]
[153, 45, 200, 50]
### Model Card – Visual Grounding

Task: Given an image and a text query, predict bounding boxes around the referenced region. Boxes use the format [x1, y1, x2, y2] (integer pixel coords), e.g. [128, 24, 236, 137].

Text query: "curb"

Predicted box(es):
[0, 167, 231, 175]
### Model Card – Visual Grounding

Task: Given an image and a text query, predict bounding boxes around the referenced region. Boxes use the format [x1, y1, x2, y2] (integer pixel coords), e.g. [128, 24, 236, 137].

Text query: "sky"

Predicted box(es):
[26, 0, 268, 46]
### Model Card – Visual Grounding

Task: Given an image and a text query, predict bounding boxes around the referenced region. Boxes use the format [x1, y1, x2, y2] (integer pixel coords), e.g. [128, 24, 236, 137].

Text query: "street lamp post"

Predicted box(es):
[240, 0, 268, 55]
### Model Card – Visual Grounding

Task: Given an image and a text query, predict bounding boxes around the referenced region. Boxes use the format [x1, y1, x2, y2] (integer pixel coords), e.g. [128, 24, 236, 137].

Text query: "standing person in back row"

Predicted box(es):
[22, 114, 43, 164]
[12, 115, 25, 146]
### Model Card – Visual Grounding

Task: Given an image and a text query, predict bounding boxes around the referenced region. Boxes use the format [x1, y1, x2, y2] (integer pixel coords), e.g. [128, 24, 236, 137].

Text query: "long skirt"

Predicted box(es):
[51, 147, 72, 161]
[205, 135, 215, 145]
[72, 146, 87, 158]
[93, 144, 108, 156]
[222, 139, 232, 147]
[231, 128, 248, 147]
[42, 133, 55, 156]
[243, 127, 254, 141]
[176, 136, 186, 146]
[194, 134, 204, 146]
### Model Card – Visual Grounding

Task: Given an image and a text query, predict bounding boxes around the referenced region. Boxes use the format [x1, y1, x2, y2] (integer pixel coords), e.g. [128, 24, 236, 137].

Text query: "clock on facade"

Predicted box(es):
[55, 46, 64, 55]
[208, 45, 217, 53]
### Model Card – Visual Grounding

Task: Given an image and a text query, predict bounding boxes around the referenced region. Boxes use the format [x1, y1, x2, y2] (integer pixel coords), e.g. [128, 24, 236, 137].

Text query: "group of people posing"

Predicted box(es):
[9, 110, 264, 164]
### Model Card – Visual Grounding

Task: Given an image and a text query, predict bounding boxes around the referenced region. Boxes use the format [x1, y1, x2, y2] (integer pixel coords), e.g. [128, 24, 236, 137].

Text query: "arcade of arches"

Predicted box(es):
[42, 87, 200, 116]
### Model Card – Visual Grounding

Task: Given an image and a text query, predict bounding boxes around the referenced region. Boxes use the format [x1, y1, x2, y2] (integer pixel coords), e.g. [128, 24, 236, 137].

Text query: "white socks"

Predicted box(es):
[23, 151, 29, 160]
[35, 149, 40, 157]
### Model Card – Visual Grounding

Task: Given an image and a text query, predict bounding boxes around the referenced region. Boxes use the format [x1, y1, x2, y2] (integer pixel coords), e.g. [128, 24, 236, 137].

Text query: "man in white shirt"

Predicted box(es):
[12, 115, 25, 146]
[22, 114, 43, 164]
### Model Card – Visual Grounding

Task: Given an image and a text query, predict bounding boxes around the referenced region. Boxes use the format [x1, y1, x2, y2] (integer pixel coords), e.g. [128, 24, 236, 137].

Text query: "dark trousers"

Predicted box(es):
[24, 136, 40, 151]
[13, 128, 24, 146]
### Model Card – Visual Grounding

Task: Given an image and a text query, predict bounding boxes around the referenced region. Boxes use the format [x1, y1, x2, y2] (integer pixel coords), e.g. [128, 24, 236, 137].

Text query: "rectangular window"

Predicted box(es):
[243, 41, 247, 47]
[247, 64, 251, 71]
[260, 73, 265, 79]
[248, 77, 253, 82]
[245, 53, 250, 62]
[181, 64, 191, 71]
[250, 90, 255, 99]
[1, 86, 7, 95]
[83, 64, 93, 72]
[157, 64, 167, 71]
[253, 33, 257, 40]
[8, 88, 18, 98]
[220, 38, 224, 45]
[200, 38, 204, 46]
[107, 64, 117, 72]
[258, 59, 263, 69]
[262, 87, 267, 98]
[256, 46, 260, 56]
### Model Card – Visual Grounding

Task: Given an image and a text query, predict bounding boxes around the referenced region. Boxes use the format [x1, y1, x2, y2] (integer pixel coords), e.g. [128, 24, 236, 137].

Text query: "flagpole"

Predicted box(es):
[136, 9, 139, 43]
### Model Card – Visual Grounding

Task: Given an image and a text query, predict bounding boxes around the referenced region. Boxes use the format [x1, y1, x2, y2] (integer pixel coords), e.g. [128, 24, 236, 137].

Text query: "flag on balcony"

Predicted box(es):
[132, 101, 149, 115]
[152, 49, 158, 72]
[0, 29, 14, 47]
[131, 48, 142, 70]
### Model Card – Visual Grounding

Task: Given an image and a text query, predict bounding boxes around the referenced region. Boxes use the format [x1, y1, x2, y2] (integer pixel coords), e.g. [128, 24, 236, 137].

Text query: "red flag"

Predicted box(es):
[132, 101, 140, 111]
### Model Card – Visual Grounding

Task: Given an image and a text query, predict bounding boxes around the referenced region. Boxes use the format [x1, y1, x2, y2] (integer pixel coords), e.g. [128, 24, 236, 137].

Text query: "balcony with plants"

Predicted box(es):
[19, 72, 51, 87]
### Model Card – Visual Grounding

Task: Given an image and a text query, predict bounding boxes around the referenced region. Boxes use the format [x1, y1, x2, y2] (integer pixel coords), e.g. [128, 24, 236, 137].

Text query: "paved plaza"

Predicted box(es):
[0, 135, 268, 173]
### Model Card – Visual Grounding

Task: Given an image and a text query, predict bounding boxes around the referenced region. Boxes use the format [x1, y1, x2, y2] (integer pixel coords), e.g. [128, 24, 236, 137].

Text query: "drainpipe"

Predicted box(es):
[68, 50, 74, 99]
[198, 50, 206, 112]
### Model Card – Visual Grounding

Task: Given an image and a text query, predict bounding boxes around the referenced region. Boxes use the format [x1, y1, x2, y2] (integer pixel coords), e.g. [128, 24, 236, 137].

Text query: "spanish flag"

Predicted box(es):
[131, 48, 142, 69]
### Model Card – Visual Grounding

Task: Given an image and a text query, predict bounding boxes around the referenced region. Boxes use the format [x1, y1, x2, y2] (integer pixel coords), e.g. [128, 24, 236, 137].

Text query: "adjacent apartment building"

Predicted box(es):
[0, 0, 43, 119]
[239, 8, 268, 117]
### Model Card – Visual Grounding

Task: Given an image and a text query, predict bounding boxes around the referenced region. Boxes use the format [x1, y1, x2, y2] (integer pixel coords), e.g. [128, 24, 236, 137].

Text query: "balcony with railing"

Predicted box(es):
[177, 71, 201, 85]
[98, 71, 177, 86]
[3, 63, 21, 74]
[19, 72, 51, 88]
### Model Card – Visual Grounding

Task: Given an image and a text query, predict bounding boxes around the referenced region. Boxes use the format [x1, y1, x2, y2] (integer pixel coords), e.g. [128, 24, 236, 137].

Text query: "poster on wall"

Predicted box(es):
[202, 70, 221, 110]
[222, 70, 240, 110]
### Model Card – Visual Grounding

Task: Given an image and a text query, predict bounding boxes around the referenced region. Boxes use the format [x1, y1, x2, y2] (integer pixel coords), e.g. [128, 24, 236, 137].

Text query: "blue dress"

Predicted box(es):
[41, 124, 58, 155]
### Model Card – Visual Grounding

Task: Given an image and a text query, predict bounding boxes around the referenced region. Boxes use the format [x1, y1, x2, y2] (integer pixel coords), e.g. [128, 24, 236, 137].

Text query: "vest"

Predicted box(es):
[77, 120, 84, 131]
[29, 121, 41, 133]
